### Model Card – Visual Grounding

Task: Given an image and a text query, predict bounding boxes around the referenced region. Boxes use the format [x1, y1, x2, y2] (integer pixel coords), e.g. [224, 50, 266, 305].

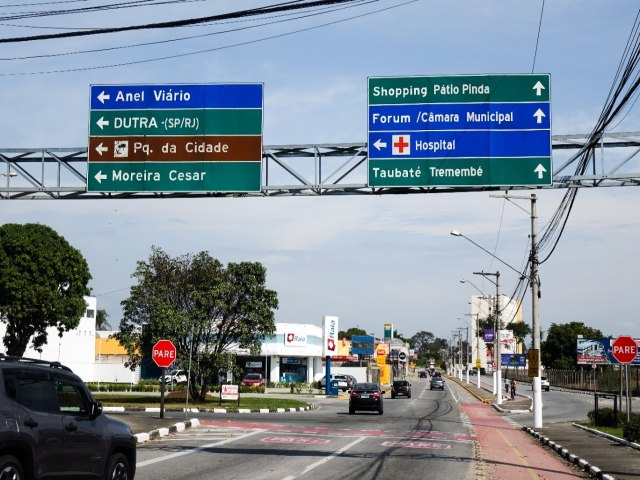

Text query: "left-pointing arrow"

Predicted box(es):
[95, 143, 108, 155]
[95, 171, 108, 183]
[97, 91, 110, 104]
[96, 117, 109, 129]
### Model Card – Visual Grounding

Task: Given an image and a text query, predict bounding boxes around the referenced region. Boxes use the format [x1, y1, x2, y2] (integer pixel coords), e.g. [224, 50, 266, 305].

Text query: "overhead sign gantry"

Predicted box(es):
[87, 83, 263, 193]
[367, 74, 552, 188]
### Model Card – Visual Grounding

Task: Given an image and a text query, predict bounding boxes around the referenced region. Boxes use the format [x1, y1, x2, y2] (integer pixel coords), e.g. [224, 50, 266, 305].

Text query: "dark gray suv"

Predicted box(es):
[0, 354, 136, 479]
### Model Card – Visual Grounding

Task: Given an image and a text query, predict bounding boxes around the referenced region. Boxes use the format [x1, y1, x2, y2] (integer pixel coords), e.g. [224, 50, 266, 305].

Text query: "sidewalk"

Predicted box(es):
[450, 376, 640, 479]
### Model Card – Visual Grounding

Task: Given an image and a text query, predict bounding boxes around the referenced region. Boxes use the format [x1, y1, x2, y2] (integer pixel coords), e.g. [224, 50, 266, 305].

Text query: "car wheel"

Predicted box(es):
[391, 394, 395, 399]
[378, 407, 383, 415]
[105, 453, 131, 480]
[0, 455, 24, 480]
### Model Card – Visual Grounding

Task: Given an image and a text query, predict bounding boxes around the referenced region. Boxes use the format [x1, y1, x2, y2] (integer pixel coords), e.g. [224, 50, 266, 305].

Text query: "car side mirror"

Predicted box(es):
[89, 401, 103, 420]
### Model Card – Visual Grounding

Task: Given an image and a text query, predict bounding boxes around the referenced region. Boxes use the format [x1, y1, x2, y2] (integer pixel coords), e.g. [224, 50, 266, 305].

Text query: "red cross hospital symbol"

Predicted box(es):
[392, 135, 410, 155]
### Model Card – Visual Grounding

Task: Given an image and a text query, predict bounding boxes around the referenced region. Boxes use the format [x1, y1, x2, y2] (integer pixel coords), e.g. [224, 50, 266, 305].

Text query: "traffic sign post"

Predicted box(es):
[611, 335, 638, 422]
[367, 74, 552, 188]
[152, 339, 177, 418]
[611, 335, 638, 364]
[87, 83, 263, 193]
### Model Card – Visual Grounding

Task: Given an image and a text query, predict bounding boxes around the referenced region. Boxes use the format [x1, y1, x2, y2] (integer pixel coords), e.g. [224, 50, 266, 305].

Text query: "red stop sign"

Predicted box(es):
[152, 339, 177, 368]
[611, 336, 638, 364]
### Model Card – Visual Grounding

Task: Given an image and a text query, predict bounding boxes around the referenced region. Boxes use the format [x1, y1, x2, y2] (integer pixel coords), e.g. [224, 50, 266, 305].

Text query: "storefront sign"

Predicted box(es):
[282, 357, 301, 364]
[323, 316, 339, 356]
[221, 384, 239, 400]
[246, 361, 262, 368]
[284, 332, 307, 347]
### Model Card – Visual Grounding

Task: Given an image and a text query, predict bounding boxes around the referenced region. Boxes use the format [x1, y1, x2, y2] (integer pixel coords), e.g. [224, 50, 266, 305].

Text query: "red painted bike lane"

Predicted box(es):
[461, 404, 586, 480]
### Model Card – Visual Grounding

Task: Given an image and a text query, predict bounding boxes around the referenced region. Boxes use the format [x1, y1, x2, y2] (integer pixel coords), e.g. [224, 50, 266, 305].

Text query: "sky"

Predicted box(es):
[1, 0, 640, 344]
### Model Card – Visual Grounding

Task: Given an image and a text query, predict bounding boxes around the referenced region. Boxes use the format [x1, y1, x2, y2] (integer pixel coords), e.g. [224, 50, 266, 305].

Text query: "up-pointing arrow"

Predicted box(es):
[95, 143, 108, 156]
[94, 171, 108, 183]
[532, 81, 545, 96]
[534, 164, 547, 179]
[96, 117, 109, 129]
[97, 91, 110, 104]
[533, 108, 546, 124]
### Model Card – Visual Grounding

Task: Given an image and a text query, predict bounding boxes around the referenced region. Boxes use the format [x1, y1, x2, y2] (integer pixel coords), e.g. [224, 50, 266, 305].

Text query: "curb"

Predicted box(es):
[134, 418, 200, 444]
[105, 404, 315, 414]
[523, 426, 615, 480]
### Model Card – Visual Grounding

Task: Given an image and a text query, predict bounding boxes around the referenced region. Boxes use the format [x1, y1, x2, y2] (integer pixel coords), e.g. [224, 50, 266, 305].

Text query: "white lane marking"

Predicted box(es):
[280, 436, 367, 480]
[136, 429, 265, 468]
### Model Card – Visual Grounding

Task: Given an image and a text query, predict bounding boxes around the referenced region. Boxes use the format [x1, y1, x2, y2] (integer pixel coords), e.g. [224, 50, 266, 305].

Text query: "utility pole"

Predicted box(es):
[475, 271, 502, 405]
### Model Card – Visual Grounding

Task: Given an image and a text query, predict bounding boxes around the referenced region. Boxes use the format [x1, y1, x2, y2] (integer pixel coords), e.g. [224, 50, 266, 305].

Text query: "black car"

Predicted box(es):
[430, 376, 445, 390]
[391, 380, 411, 399]
[418, 370, 427, 378]
[0, 354, 136, 479]
[349, 382, 383, 415]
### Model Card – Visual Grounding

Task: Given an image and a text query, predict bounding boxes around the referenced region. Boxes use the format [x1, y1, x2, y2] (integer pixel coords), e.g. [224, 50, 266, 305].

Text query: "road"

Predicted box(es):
[133, 377, 476, 480]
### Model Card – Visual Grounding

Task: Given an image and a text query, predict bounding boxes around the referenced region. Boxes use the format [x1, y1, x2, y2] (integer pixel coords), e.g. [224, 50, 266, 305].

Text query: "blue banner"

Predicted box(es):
[369, 103, 551, 131]
[351, 335, 375, 355]
[502, 353, 526, 367]
[90, 83, 263, 110]
[368, 129, 551, 159]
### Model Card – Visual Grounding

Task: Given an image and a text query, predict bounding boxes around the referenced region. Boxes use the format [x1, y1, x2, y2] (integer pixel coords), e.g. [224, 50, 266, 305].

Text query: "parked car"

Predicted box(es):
[533, 376, 550, 392]
[159, 369, 188, 385]
[0, 354, 137, 479]
[349, 382, 384, 415]
[391, 380, 412, 399]
[319, 374, 349, 391]
[430, 376, 445, 390]
[241, 373, 265, 387]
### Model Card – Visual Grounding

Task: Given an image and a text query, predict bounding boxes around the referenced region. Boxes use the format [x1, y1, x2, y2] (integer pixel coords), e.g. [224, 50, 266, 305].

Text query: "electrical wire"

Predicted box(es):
[0, 0, 369, 42]
[0, 0, 414, 76]
[0, 0, 377, 61]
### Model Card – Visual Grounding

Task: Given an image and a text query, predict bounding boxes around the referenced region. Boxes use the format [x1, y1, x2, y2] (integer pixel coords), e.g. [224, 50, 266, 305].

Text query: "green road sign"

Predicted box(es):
[87, 162, 261, 192]
[367, 74, 552, 188]
[88, 83, 263, 193]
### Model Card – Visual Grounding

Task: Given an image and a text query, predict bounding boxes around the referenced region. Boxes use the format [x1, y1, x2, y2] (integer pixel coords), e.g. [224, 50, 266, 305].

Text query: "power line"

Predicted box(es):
[0, 0, 414, 76]
[0, 0, 368, 42]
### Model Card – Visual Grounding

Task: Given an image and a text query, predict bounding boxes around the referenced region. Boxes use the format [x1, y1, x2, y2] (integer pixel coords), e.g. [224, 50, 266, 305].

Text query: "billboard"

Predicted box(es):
[351, 335, 375, 355]
[501, 353, 526, 367]
[384, 323, 393, 340]
[576, 338, 609, 364]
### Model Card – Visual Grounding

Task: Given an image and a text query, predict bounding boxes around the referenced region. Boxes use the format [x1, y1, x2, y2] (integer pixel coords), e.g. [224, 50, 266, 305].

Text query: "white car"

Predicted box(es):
[540, 376, 550, 391]
[159, 369, 188, 384]
[319, 374, 349, 391]
[533, 376, 550, 391]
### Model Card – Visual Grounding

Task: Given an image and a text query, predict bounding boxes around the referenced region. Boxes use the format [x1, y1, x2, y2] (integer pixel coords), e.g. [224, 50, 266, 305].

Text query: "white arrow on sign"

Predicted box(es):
[373, 139, 387, 151]
[534, 164, 547, 179]
[96, 117, 109, 130]
[532, 81, 545, 96]
[94, 171, 108, 183]
[95, 143, 108, 156]
[533, 108, 546, 124]
[97, 91, 110, 104]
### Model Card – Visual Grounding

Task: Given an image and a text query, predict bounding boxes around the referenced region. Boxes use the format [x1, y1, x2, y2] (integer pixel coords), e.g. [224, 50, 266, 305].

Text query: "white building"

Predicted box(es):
[0, 296, 139, 383]
[469, 294, 522, 370]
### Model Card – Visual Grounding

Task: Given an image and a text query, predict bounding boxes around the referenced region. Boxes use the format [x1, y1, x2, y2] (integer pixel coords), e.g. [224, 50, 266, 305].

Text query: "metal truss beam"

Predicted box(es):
[1, 132, 639, 199]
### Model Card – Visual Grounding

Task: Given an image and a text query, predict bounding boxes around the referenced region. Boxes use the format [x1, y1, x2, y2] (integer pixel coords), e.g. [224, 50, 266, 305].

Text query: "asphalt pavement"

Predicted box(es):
[108, 380, 640, 479]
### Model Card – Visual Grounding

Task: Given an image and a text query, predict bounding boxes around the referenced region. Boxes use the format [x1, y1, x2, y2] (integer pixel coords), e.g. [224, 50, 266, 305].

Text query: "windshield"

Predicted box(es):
[245, 374, 261, 380]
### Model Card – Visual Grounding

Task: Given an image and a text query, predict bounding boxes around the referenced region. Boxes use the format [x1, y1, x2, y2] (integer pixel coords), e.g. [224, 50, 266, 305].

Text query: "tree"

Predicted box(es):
[542, 321, 603, 370]
[96, 309, 111, 330]
[506, 321, 532, 352]
[338, 327, 367, 340]
[113, 247, 278, 401]
[0, 223, 91, 356]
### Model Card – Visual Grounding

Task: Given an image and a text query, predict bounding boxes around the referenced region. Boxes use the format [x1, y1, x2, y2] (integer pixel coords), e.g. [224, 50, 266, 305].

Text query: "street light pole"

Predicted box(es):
[473, 271, 502, 405]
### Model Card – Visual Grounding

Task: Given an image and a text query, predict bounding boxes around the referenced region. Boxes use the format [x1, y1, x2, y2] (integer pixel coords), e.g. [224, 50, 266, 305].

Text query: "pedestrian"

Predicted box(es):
[510, 378, 516, 400]
[504, 377, 509, 395]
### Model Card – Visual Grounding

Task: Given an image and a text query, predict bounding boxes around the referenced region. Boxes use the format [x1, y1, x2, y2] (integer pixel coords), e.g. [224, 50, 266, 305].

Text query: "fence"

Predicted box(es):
[503, 365, 640, 395]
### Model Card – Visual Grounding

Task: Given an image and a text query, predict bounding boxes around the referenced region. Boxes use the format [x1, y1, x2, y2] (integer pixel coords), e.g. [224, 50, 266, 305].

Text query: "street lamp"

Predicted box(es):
[451, 193, 543, 429]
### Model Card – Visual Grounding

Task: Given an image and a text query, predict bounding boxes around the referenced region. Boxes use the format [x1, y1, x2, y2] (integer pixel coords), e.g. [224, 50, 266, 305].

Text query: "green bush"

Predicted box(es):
[624, 413, 640, 442]
[588, 407, 622, 427]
